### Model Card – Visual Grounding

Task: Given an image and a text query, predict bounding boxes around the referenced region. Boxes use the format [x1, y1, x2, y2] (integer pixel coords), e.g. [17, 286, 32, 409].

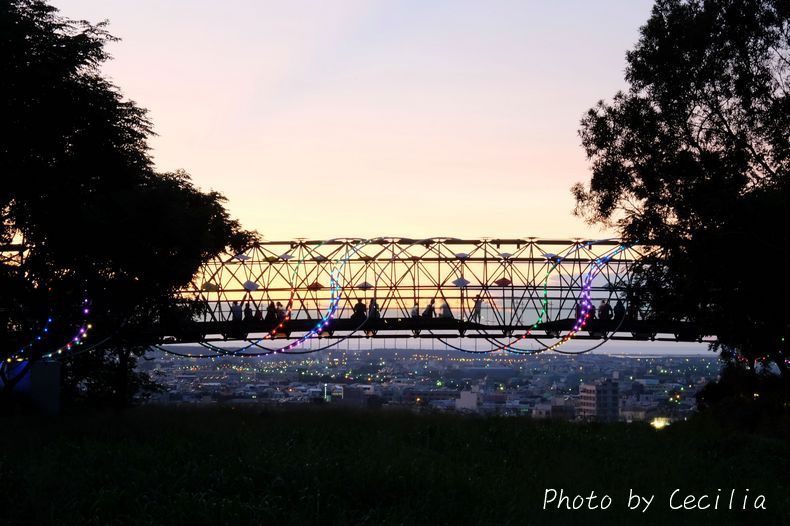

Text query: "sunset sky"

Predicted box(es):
[53, 0, 654, 241]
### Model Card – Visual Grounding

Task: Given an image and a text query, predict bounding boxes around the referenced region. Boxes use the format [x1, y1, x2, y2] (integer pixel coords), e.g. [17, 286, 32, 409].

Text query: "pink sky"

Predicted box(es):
[53, 0, 654, 240]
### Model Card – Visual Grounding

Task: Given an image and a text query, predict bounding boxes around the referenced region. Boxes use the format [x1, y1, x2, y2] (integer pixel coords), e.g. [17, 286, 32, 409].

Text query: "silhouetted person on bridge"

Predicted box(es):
[265, 301, 277, 322]
[254, 307, 263, 321]
[440, 301, 453, 319]
[613, 300, 625, 321]
[366, 298, 381, 336]
[351, 299, 366, 321]
[588, 302, 597, 320]
[599, 300, 612, 321]
[411, 303, 420, 318]
[368, 298, 380, 320]
[230, 301, 243, 322]
[422, 299, 436, 318]
[243, 302, 254, 321]
[276, 302, 286, 320]
[469, 295, 483, 323]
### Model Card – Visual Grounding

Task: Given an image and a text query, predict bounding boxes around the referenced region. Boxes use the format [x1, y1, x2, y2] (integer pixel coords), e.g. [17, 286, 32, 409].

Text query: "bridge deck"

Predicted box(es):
[154, 317, 707, 344]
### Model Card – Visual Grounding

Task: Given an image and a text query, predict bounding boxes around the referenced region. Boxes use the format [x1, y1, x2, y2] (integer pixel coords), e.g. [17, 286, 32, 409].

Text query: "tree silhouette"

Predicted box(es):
[573, 0, 789, 403]
[573, 0, 790, 408]
[0, 1, 255, 406]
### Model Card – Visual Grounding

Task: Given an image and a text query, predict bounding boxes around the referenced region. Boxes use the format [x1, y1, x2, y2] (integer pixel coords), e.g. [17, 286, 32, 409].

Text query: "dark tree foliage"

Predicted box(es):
[573, 0, 789, 405]
[0, 0, 256, 406]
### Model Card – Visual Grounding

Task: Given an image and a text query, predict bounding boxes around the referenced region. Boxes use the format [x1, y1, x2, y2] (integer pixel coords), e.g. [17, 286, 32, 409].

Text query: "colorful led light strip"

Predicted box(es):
[210, 246, 303, 346]
[203, 237, 441, 357]
[5, 298, 93, 363]
[337, 236, 506, 357]
[275, 238, 375, 352]
[275, 237, 448, 356]
[539, 244, 628, 353]
[263, 237, 381, 354]
[438, 240, 597, 354]
[188, 238, 371, 357]
[437, 242, 629, 355]
[42, 298, 93, 359]
[187, 240, 334, 356]
[475, 241, 586, 353]
[272, 250, 348, 352]
[6, 316, 54, 362]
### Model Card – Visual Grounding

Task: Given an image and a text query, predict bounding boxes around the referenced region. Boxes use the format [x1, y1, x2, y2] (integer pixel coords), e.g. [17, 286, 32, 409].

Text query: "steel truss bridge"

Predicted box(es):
[156, 238, 708, 357]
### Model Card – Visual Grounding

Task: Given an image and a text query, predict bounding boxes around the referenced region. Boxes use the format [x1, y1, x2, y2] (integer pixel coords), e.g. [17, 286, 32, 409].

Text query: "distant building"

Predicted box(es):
[455, 389, 480, 412]
[402, 388, 460, 405]
[619, 408, 647, 423]
[532, 397, 576, 421]
[334, 386, 383, 409]
[578, 379, 619, 422]
[480, 392, 507, 413]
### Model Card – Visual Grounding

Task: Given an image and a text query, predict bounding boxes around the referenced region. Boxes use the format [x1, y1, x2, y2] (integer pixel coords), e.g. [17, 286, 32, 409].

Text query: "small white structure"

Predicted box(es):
[455, 389, 480, 412]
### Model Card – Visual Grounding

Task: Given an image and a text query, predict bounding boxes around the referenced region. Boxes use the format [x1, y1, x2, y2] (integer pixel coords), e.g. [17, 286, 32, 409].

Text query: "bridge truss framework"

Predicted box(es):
[165, 238, 707, 357]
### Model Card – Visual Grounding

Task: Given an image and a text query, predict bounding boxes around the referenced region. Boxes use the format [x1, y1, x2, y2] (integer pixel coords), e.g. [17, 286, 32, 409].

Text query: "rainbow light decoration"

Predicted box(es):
[189, 239, 333, 356]
[6, 316, 53, 363]
[273, 265, 342, 353]
[193, 243, 308, 355]
[191, 238, 371, 357]
[537, 244, 628, 353]
[258, 238, 373, 354]
[42, 298, 93, 359]
[444, 241, 629, 355]
[4, 298, 93, 363]
[272, 237, 457, 356]
[474, 242, 586, 354]
[440, 241, 599, 354]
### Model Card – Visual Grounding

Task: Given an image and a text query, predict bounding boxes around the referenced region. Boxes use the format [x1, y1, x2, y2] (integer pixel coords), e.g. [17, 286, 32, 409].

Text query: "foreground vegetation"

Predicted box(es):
[0, 407, 787, 525]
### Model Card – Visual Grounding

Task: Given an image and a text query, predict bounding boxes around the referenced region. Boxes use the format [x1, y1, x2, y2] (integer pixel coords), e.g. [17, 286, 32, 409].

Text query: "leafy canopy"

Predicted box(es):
[0, 0, 255, 403]
[573, 0, 789, 380]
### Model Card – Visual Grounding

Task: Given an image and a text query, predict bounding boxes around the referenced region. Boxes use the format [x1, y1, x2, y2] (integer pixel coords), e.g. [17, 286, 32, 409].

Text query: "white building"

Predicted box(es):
[455, 388, 480, 412]
[578, 379, 619, 422]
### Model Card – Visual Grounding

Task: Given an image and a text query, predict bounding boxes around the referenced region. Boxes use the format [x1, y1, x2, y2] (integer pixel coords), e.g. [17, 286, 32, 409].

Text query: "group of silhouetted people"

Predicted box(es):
[351, 298, 381, 322]
[229, 300, 285, 323]
[346, 296, 488, 322]
[228, 296, 479, 325]
[575, 299, 627, 321]
[229, 296, 633, 326]
[406, 298, 453, 319]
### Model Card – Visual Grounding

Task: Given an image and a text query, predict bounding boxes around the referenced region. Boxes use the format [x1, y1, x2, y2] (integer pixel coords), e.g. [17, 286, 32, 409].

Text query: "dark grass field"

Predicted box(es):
[0, 406, 787, 526]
